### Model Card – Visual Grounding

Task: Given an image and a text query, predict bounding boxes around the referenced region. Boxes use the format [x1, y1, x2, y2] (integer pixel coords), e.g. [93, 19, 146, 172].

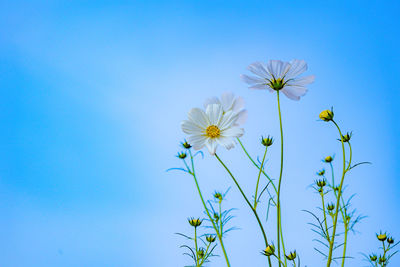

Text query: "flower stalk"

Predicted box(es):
[187, 150, 231, 267]
[215, 153, 272, 267]
[276, 91, 287, 267]
[326, 120, 347, 267]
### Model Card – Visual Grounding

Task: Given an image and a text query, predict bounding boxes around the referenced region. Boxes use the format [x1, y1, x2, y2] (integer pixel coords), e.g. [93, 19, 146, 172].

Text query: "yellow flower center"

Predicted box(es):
[206, 125, 220, 138]
[269, 78, 285, 90]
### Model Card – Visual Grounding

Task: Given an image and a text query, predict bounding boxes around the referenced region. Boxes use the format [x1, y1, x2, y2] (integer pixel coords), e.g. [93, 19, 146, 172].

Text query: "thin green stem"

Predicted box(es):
[215, 153, 272, 267]
[254, 147, 268, 209]
[279, 222, 287, 266]
[382, 241, 388, 267]
[237, 138, 278, 194]
[188, 150, 231, 267]
[195, 227, 199, 266]
[347, 142, 353, 171]
[329, 162, 335, 188]
[274, 254, 286, 266]
[219, 201, 223, 235]
[321, 191, 330, 243]
[326, 120, 347, 267]
[276, 91, 286, 267]
[341, 224, 349, 267]
[199, 242, 211, 266]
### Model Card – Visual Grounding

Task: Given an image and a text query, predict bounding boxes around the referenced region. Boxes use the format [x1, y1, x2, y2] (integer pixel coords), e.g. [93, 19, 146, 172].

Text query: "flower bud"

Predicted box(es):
[214, 192, 223, 201]
[324, 156, 333, 163]
[387, 237, 394, 244]
[339, 132, 352, 142]
[319, 109, 334, 122]
[261, 135, 274, 147]
[263, 244, 275, 256]
[177, 151, 187, 159]
[286, 250, 297, 261]
[316, 179, 327, 188]
[188, 218, 203, 228]
[206, 235, 216, 243]
[327, 203, 335, 211]
[370, 254, 377, 261]
[377, 232, 387, 241]
[181, 140, 192, 149]
[379, 255, 386, 264]
[197, 248, 205, 259]
[334, 186, 340, 192]
[213, 213, 220, 222]
[317, 169, 325, 176]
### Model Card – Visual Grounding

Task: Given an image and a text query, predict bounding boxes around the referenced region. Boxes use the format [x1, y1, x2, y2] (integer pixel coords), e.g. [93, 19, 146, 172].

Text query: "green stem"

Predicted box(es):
[321, 191, 330, 243]
[195, 227, 199, 266]
[215, 153, 272, 267]
[382, 241, 388, 267]
[188, 150, 231, 267]
[279, 222, 287, 266]
[329, 162, 335, 188]
[326, 120, 347, 267]
[276, 91, 286, 267]
[340, 144, 352, 267]
[347, 142, 353, 171]
[199, 242, 211, 266]
[254, 147, 268, 209]
[341, 225, 349, 267]
[237, 138, 278, 194]
[274, 254, 286, 266]
[219, 200, 223, 235]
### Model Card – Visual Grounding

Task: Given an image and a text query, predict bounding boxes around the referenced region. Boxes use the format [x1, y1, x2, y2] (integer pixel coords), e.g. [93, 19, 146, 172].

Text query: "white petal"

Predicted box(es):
[220, 92, 235, 112]
[247, 62, 271, 78]
[241, 74, 266, 85]
[232, 96, 245, 113]
[218, 110, 239, 130]
[287, 75, 315, 86]
[281, 89, 300, 101]
[268, 60, 289, 78]
[285, 59, 307, 80]
[216, 136, 236, 150]
[188, 134, 207, 150]
[205, 138, 218, 155]
[281, 85, 307, 101]
[221, 126, 244, 138]
[188, 108, 209, 128]
[249, 83, 273, 92]
[236, 109, 248, 125]
[206, 104, 223, 125]
[181, 120, 203, 134]
[203, 97, 220, 109]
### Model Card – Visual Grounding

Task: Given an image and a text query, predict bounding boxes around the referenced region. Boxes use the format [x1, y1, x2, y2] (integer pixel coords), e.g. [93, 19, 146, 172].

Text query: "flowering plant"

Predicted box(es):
[169, 59, 397, 267]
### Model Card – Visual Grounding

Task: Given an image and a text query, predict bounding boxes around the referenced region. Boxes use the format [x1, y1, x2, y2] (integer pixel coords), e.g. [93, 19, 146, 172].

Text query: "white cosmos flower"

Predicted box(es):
[241, 59, 315, 101]
[203, 92, 248, 125]
[181, 104, 244, 155]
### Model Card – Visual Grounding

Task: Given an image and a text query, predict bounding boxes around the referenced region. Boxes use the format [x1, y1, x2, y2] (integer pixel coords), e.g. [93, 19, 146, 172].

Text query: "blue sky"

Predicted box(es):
[0, 0, 399, 266]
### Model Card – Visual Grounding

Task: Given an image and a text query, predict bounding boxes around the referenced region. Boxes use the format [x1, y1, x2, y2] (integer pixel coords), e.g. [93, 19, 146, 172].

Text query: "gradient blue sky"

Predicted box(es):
[1, 1, 399, 266]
